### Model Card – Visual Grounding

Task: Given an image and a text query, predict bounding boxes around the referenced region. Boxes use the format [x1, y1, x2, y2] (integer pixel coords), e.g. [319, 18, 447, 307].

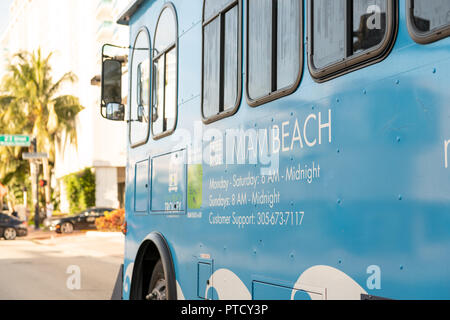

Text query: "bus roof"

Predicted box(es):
[117, 0, 147, 26]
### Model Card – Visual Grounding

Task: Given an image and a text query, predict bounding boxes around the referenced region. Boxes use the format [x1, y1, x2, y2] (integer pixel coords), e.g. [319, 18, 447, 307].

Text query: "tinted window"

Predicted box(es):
[312, 0, 346, 69]
[137, 60, 150, 122]
[102, 60, 122, 105]
[247, 0, 302, 104]
[202, 0, 240, 121]
[204, 0, 232, 20]
[411, 0, 450, 33]
[277, 0, 301, 89]
[203, 18, 221, 118]
[353, 0, 387, 54]
[248, 0, 273, 99]
[130, 28, 151, 146]
[312, 0, 388, 69]
[152, 4, 178, 137]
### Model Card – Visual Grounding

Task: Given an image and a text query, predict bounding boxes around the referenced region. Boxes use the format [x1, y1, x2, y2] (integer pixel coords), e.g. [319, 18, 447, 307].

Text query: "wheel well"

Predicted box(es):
[130, 240, 160, 300]
[129, 233, 177, 300]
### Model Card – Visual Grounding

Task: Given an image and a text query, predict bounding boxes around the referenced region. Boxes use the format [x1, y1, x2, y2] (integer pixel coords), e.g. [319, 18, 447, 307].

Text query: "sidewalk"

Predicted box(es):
[21, 227, 123, 241]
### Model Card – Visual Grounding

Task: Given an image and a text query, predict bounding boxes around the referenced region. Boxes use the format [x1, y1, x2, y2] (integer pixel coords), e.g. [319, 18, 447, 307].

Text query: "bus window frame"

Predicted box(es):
[406, 0, 450, 45]
[245, 0, 304, 108]
[201, 0, 243, 124]
[129, 26, 152, 149]
[307, 0, 398, 83]
[151, 2, 179, 141]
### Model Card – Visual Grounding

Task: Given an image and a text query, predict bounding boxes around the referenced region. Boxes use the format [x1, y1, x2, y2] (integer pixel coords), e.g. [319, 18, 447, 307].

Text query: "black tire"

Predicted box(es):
[60, 222, 74, 234]
[4, 227, 17, 240]
[146, 260, 167, 300]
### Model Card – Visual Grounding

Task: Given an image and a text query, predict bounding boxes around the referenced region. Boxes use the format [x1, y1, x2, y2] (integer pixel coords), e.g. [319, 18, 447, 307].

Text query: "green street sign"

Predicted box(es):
[0, 135, 31, 147]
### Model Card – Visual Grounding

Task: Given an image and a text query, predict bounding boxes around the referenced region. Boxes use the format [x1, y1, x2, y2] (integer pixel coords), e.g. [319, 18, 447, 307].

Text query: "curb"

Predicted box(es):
[85, 231, 125, 239]
[21, 230, 86, 241]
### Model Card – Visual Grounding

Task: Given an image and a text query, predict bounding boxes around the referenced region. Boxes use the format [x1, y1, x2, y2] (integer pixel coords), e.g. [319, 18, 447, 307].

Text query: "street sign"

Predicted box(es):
[22, 152, 49, 160]
[0, 135, 31, 147]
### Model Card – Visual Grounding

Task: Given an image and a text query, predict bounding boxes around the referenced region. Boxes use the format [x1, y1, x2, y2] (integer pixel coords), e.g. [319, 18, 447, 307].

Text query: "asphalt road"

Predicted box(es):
[0, 232, 124, 300]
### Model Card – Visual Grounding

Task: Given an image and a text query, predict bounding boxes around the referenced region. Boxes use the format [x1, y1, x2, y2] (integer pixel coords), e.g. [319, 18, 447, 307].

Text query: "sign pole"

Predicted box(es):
[31, 137, 40, 230]
[1, 134, 41, 229]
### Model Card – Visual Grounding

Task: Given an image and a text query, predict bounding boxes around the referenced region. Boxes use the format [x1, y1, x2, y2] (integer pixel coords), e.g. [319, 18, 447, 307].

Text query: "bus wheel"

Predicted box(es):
[146, 260, 167, 300]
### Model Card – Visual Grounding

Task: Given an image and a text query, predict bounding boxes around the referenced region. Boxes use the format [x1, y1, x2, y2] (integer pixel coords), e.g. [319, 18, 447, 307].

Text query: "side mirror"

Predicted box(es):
[101, 59, 124, 121]
[107, 103, 125, 121]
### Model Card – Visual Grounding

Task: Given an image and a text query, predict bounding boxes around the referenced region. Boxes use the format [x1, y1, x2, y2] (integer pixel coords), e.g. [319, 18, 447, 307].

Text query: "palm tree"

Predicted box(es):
[0, 48, 84, 209]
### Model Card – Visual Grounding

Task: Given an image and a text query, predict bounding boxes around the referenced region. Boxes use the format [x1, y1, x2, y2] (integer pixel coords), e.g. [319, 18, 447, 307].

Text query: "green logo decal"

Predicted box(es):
[187, 164, 203, 209]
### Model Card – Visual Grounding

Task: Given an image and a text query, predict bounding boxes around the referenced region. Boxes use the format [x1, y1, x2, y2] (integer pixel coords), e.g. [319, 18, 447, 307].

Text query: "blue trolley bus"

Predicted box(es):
[101, 0, 450, 300]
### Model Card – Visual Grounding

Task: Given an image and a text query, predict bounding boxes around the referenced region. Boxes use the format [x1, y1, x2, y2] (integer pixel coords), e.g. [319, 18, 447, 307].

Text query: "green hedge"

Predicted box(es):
[63, 168, 95, 215]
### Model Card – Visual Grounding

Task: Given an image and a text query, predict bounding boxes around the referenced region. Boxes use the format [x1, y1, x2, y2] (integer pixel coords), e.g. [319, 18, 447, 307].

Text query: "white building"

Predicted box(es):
[0, 0, 130, 211]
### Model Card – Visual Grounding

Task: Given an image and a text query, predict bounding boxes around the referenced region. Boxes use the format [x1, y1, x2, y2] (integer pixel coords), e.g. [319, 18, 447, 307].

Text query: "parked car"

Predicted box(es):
[1, 203, 9, 214]
[0, 213, 28, 240]
[50, 207, 115, 234]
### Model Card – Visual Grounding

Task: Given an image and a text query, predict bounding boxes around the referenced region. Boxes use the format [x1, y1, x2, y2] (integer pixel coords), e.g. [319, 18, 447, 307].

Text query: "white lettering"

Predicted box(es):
[304, 114, 317, 147]
[272, 125, 280, 154]
[225, 129, 245, 165]
[282, 121, 290, 152]
[290, 118, 304, 150]
[203, 128, 223, 167]
[319, 110, 332, 145]
[181, 305, 216, 317]
[445, 140, 450, 169]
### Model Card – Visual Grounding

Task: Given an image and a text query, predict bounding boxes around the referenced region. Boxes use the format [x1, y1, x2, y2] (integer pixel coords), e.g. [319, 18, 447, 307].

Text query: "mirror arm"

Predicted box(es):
[126, 118, 149, 123]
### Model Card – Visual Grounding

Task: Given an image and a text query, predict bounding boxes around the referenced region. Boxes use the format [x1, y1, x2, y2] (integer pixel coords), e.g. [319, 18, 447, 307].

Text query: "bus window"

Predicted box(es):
[202, 0, 242, 123]
[152, 3, 178, 139]
[130, 27, 151, 147]
[309, 0, 397, 81]
[246, 0, 302, 107]
[137, 60, 150, 122]
[352, 1, 388, 55]
[311, 0, 346, 70]
[407, 0, 450, 44]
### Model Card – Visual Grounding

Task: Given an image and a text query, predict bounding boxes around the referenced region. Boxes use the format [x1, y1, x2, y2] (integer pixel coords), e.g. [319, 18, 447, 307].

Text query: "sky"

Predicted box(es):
[0, 0, 14, 37]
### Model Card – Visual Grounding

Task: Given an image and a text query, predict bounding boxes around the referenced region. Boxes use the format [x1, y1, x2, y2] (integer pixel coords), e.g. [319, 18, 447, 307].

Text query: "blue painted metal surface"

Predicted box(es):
[120, 0, 450, 300]
[150, 150, 186, 212]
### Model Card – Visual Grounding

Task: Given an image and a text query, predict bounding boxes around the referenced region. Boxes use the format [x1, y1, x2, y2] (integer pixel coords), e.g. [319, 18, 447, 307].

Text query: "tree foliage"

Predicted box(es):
[63, 168, 96, 215]
[95, 209, 125, 232]
[0, 48, 84, 207]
